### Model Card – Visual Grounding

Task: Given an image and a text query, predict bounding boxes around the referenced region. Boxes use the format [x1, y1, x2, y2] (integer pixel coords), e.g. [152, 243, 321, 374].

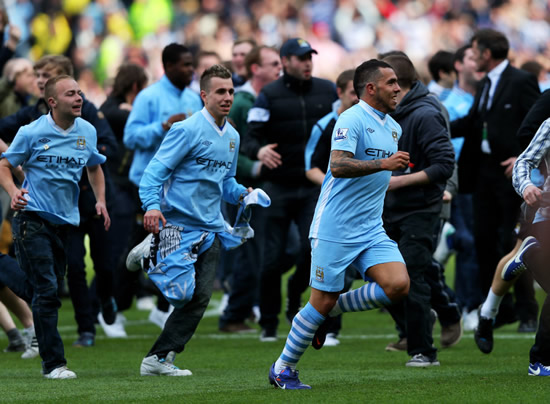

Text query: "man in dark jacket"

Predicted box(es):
[243, 38, 337, 341]
[381, 54, 455, 367]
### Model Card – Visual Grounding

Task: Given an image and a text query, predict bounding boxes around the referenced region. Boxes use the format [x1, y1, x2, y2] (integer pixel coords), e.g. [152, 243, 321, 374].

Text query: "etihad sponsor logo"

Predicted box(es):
[196, 156, 232, 170]
[37, 155, 86, 166]
[365, 148, 393, 158]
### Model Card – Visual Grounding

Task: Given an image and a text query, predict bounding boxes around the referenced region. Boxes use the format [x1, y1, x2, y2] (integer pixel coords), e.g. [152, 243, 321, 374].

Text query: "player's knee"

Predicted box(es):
[384, 275, 410, 302]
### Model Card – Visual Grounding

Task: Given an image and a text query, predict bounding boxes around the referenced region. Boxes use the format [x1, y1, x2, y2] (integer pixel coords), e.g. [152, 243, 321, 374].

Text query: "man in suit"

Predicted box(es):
[452, 29, 540, 328]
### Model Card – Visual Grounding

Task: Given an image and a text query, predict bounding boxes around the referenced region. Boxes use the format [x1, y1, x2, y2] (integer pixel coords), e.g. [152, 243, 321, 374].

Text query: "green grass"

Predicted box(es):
[1, 254, 547, 403]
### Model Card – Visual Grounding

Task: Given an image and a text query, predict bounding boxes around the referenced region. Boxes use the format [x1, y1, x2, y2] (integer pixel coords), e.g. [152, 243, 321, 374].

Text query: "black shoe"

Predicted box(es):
[518, 319, 537, 333]
[73, 332, 95, 347]
[260, 328, 277, 342]
[474, 308, 494, 354]
[101, 297, 118, 325]
[312, 319, 330, 350]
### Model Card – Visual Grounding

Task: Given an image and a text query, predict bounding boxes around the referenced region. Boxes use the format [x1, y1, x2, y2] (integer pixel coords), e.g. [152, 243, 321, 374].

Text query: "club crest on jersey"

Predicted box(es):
[392, 130, 398, 142]
[315, 266, 324, 282]
[229, 139, 236, 152]
[76, 137, 86, 150]
[334, 128, 348, 142]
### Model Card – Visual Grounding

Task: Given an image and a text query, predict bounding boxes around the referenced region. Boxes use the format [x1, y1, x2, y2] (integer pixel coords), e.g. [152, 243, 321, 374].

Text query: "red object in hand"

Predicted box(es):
[408, 163, 415, 168]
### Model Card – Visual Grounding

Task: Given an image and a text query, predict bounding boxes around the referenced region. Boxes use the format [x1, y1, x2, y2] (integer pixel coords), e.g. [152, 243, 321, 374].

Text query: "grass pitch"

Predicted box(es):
[1, 288, 547, 403]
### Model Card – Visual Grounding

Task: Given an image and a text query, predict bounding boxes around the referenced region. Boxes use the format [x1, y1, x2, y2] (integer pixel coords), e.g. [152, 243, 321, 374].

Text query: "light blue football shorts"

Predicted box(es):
[310, 228, 404, 292]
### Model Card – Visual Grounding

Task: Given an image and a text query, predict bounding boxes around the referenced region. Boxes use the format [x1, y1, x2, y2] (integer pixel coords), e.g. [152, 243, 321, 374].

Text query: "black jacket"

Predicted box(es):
[384, 81, 455, 222]
[451, 64, 540, 193]
[243, 71, 337, 185]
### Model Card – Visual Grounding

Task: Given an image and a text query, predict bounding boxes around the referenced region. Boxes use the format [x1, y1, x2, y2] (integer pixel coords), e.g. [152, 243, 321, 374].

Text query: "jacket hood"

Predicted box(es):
[391, 81, 439, 120]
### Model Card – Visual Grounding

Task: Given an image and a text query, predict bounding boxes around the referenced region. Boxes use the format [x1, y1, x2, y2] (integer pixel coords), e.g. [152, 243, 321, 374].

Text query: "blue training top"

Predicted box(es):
[2, 114, 106, 225]
[123, 76, 202, 186]
[139, 108, 247, 232]
[309, 100, 402, 243]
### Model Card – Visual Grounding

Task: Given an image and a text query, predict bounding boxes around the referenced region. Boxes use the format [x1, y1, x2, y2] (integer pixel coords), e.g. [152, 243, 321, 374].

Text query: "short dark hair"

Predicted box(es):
[162, 43, 190, 69]
[200, 64, 232, 92]
[353, 59, 394, 98]
[336, 69, 355, 92]
[381, 54, 417, 90]
[520, 60, 543, 78]
[34, 55, 74, 77]
[44, 75, 74, 101]
[471, 29, 509, 60]
[453, 45, 471, 71]
[428, 50, 454, 81]
[377, 50, 407, 60]
[244, 46, 277, 78]
[111, 63, 148, 98]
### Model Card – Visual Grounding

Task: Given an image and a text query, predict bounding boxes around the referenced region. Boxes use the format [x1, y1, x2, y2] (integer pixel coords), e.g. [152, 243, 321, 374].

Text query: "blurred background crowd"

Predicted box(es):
[2, 0, 550, 109]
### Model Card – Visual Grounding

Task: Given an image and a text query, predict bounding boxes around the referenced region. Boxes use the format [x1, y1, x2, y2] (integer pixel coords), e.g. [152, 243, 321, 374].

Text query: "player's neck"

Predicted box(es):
[52, 113, 76, 130]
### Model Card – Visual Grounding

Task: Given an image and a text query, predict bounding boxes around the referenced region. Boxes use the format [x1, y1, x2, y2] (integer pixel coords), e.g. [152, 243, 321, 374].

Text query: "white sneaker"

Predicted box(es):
[136, 296, 155, 311]
[98, 313, 127, 338]
[324, 333, 341, 347]
[148, 307, 171, 329]
[21, 334, 39, 359]
[126, 233, 153, 272]
[433, 221, 456, 265]
[44, 366, 77, 379]
[463, 309, 479, 332]
[140, 352, 192, 376]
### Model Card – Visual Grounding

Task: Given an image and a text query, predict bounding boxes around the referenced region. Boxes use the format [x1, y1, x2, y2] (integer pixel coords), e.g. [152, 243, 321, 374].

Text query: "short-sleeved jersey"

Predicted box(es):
[2, 114, 105, 225]
[309, 100, 402, 243]
[140, 108, 245, 231]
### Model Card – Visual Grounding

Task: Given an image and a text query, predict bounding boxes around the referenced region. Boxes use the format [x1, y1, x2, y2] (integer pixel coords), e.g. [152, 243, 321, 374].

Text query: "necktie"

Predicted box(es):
[479, 78, 491, 117]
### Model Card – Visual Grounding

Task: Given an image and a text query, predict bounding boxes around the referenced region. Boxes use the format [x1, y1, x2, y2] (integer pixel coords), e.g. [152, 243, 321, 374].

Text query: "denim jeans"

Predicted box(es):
[12, 211, 70, 373]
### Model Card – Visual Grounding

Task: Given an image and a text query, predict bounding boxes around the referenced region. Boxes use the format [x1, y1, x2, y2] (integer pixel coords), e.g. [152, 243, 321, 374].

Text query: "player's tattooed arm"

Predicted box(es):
[330, 150, 410, 178]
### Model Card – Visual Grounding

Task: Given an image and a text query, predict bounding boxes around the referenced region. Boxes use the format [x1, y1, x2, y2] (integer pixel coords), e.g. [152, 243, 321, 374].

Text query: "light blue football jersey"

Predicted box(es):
[1, 114, 106, 225]
[140, 108, 246, 232]
[309, 100, 402, 243]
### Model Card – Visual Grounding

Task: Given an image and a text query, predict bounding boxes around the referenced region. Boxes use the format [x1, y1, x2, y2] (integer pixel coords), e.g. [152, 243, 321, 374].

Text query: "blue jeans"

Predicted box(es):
[12, 211, 70, 373]
[0, 253, 33, 303]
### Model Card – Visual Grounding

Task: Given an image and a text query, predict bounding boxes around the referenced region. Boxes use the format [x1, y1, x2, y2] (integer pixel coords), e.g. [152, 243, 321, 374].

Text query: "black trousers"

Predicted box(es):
[148, 238, 221, 357]
[385, 212, 440, 358]
[258, 182, 319, 332]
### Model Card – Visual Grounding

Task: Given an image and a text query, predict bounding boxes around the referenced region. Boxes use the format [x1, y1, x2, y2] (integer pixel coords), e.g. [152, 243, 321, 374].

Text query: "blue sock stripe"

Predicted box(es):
[301, 303, 325, 325]
[345, 292, 355, 311]
[284, 343, 304, 357]
[281, 352, 299, 362]
[373, 282, 391, 306]
[352, 289, 363, 310]
[293, 317, 316, 337]
[287, 333, 310, 350]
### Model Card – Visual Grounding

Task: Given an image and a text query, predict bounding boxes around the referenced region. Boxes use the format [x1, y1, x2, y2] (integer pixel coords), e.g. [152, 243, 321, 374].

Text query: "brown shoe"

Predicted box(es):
[440, 320, 463, 348]
[219, 322, 257, 333]
[385, 337, 407, 351]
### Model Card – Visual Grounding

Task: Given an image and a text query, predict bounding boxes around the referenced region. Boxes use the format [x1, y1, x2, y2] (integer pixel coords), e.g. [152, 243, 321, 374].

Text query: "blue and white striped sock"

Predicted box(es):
[275, 303, 325, 373]
[329, 282, 391, 317]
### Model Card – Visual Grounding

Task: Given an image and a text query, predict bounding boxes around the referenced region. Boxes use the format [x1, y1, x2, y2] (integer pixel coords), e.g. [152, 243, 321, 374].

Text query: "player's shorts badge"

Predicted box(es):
[315, 266, 324, 282]
[392, 130, 398, 142]
[229, 139, 236, 152]
[334, 128, 348, 142]
[76, 137, 86, 150]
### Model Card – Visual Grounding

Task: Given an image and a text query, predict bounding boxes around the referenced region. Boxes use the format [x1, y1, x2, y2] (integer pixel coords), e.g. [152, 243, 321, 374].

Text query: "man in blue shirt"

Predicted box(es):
[135, 65, 252, 376]
[268, 60, 410, 389]
[0, 76, 109, 379]
[123, 43, 202, 327]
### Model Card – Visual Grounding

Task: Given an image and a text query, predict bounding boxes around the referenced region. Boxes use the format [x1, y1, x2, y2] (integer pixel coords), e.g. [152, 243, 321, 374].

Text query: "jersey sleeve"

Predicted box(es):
[331, 112, 360, 155]
[1, 126, 30, 167]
